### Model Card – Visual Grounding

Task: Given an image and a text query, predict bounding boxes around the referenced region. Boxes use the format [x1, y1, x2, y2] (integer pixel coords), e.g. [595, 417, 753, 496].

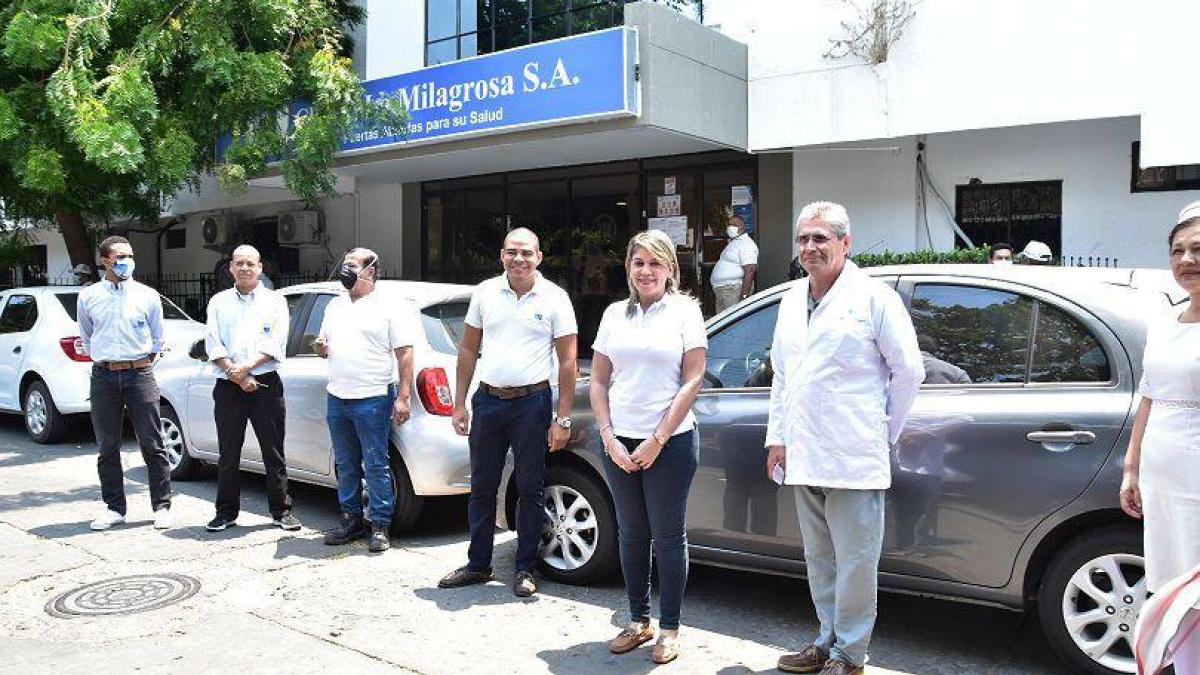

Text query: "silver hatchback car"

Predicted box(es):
[495, 264, 1183, 675]
[155, 281, 473, 532]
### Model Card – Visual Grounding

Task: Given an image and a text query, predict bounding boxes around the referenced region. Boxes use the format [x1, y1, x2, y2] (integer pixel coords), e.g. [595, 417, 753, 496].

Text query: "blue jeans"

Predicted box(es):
[466, 387, 552, 573]
[327, 386, 396, 526]
[602, 430, 698, 631]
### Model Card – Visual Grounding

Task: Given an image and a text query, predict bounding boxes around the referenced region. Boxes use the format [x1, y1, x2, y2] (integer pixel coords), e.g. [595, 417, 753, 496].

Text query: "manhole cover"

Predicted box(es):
[45, 574, 200, 619]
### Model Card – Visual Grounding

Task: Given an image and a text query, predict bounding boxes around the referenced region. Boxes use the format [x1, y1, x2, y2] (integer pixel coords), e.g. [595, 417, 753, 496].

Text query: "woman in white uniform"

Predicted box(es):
[1121, 200, 1200, 674]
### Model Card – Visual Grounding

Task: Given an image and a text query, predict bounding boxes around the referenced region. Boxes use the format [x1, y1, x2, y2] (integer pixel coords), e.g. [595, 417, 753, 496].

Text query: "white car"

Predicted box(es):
[154, 281, 475, 533]
[0, 285, 205, 443]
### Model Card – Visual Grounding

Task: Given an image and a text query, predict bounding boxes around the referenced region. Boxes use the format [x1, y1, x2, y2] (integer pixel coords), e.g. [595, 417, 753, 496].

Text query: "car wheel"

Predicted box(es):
[1037, 527, 1145, 675]
[24, 380, 69, 444]
[537, 464, 619, 585]
[161, 404, 203, 481]
[387, 450, 425, 534]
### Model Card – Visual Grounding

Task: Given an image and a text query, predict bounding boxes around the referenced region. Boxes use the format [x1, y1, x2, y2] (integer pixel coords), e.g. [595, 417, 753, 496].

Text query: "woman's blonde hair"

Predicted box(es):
[624, 230, 681, 314]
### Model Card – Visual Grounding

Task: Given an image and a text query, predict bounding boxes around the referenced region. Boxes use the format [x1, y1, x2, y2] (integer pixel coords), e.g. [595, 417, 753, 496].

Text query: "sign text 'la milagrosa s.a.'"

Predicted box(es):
[321, 27, 638, 152]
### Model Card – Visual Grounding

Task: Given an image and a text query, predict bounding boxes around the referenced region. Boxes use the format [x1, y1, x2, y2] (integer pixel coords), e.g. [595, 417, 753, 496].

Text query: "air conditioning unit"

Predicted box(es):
[278, 210, 321, 245]
[201, 214, 236, 246]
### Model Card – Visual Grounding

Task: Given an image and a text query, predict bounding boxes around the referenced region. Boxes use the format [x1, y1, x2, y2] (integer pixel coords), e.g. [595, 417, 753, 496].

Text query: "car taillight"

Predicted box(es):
[416, 367, 454, 416]
[60, 337, 92, 362]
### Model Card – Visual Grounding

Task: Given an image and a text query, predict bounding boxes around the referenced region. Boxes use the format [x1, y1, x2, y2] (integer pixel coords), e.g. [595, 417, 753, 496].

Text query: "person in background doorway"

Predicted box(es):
[988, 243, 1014, 265]
[710, 214, 759, 313]
[72, 263, 96, 286]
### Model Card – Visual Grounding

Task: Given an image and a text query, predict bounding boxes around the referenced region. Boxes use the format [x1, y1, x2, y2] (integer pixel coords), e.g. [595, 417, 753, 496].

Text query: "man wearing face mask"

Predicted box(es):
[710, 214, 759, 314]
[78, 236, 173, 531]
[315, 248, 414, 553]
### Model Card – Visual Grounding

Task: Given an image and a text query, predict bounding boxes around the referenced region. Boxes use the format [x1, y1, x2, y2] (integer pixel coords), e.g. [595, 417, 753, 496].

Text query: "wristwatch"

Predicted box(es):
[554, 416, 573, 429]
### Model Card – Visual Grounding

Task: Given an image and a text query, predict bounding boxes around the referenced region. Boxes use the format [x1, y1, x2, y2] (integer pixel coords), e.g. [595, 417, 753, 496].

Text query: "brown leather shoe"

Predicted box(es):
[777, 644, 829, 673]
[819, 659, 863, 675]
[608, 621, 655, 654]
[437, 565, 495, 588]
[513, 571, 537, 597]
[650, 634, 679, 664]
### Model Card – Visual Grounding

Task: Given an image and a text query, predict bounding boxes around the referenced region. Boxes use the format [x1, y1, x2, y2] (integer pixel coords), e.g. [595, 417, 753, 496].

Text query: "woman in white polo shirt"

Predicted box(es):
[590, 229, 708, 665]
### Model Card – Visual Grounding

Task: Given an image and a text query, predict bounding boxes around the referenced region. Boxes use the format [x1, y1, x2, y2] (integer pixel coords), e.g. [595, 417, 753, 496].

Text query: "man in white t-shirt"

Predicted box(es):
[315, 248, 414, 553]
[438, 228, 578, 598]
[710, 214, 759, 313]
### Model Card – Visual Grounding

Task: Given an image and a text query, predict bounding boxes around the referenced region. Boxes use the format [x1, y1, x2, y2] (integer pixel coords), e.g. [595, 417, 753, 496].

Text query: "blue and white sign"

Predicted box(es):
[336, 27, 639, 153]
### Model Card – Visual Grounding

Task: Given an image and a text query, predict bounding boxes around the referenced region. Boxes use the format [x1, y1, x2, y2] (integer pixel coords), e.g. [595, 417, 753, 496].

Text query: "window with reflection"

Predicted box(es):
[909, 284, 1032, 384]
[425, 0, 648, 65]
[704, 302, 778, 388]
[1030, 303, 1111, 383]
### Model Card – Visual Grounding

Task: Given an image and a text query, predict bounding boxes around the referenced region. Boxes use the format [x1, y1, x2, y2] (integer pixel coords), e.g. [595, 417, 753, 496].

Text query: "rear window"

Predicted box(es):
[57, 293, 191, 321]
[421, 301, 468, 355]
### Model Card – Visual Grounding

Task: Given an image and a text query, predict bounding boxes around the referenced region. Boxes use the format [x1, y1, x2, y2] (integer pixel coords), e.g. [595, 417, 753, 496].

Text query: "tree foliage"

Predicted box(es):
[0, 0, 405, 233]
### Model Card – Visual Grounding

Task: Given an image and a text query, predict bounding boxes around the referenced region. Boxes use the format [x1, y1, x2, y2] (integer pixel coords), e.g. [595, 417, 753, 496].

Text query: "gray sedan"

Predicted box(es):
[497, 264, 1181, 675]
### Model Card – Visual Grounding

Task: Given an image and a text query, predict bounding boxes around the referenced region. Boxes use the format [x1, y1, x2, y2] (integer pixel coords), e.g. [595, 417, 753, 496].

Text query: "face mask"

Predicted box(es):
[726, 226, 740, 239]
[993, 259, 1013, 266]
[111, 258, 135, 280]
[338, 255, 377, 290]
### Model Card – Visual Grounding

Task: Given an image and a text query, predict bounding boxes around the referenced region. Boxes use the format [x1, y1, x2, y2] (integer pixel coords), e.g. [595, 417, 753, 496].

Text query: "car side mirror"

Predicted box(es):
[188, 339, 208, 361]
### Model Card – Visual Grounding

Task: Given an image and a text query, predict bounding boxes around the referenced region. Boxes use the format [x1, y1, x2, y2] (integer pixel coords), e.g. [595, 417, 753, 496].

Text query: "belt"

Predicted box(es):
[96, 357, 154, 371]
[480, 380, 549, 400]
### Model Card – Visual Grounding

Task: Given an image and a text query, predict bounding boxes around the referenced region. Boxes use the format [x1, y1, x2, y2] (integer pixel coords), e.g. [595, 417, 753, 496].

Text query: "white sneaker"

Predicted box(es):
[90, 510, 126, 531]
[153, 508, 173, 530]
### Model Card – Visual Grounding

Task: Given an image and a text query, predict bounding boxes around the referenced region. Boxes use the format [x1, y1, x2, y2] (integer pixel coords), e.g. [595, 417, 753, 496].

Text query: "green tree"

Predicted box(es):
[0, 0, 405, 269]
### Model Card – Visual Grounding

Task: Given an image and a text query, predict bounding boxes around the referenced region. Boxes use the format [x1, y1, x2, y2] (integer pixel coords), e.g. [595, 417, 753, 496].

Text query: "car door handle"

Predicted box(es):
[1025, 430, 1096, 444]
[12, 346, 20, 353]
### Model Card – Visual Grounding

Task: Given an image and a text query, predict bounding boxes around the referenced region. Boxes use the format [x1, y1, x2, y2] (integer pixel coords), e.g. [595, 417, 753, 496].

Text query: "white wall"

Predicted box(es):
[704, 0, 1200, 155]
[26, 226, 76, 282]
[355, 182, 404, 273]
[791, 118, 1200, 268]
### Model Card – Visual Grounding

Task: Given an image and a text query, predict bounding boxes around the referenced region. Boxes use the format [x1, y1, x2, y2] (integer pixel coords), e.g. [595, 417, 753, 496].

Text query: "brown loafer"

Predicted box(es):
[818, 659, 863, 675]
[438, 565, 495, 588]
[777, 644, 829, 673]
[608, 621, 655, 654]
[651, 634, 679, 664]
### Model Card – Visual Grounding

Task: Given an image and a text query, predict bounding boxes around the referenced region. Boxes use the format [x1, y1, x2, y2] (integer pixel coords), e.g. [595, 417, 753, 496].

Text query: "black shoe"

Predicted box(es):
[273, 512, 302, 531]
[368, 522, 390, 553]
[206, 515, 237, 532]
[438, 565, 495, 588]
[324, 513, 368, 545]
[514, 570, 538, 597]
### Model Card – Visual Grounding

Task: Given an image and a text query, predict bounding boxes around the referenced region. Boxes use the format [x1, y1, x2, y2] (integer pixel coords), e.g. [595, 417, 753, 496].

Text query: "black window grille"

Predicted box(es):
[1131, 141, 1200, 193]
[955, 180, 1062, 258]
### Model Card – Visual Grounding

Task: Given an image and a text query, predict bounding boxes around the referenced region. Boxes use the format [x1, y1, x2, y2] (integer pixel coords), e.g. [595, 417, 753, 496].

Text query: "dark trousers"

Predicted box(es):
[602, 430, 698, 631]
[214, 371, 291, 520]
[466, 387, 552, 573]
[90, 365, 171, 515]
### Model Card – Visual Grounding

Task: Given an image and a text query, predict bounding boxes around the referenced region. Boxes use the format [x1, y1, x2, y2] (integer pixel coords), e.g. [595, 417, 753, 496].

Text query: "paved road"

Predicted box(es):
[0, 416, 1068, 674]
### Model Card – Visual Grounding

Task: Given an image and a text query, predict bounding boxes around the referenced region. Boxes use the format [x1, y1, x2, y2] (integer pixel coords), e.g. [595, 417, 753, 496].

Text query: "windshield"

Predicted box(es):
[421, 301, 468, 355]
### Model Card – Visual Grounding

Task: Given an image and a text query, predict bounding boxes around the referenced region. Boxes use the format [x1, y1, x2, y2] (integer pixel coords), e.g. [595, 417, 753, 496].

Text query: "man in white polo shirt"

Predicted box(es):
[438, 228, 578, 598]
[710, 214, 759, 313]
[316, 248, 414, 553]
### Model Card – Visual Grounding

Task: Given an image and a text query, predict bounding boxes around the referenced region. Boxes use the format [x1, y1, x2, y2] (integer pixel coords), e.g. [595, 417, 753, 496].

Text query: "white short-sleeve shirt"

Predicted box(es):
[319, 289, 414, 399]
[592, 295, 708, 438]
[710, 234, 759, 287]
[466, 272, 578, 387]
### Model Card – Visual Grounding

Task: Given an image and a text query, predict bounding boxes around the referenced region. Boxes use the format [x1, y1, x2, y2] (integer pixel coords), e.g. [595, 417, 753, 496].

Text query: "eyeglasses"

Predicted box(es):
[795, 233, 835, 246]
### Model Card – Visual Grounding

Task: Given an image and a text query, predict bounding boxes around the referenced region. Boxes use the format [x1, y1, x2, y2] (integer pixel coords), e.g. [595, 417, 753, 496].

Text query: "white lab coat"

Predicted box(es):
[765, 261, 924, 489]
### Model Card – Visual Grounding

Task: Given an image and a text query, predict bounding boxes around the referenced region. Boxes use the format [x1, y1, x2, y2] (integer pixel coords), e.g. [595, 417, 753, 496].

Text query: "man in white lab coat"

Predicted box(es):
[767, 202, 924, 675]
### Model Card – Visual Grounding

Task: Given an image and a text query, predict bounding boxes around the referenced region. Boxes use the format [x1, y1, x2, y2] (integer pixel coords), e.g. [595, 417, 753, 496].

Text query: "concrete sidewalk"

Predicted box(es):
[0, 419, 1062, 674]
